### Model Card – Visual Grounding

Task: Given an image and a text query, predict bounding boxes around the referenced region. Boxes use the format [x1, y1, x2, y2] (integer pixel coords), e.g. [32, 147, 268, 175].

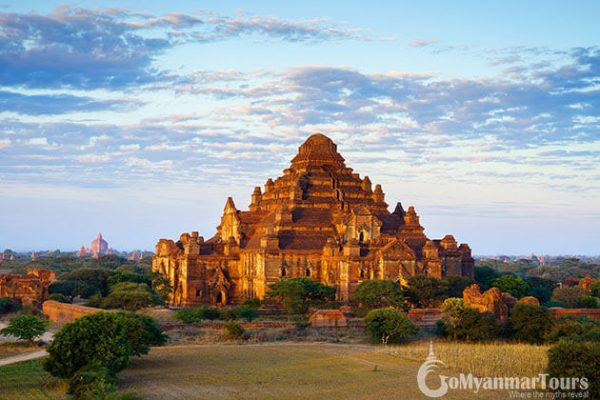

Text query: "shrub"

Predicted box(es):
[442, 276, 475, 298]
[526, 277, 558, 304]
[579, 296, 598, 308]
[0, 315, 47, 342]
[150, 272, 173, 302]
[107, 272, 150, 287]
[100, 282, 162, 311]
[0, 297, 21, 315]
[174, 305, 221, 323]
[364, 307, 418, 344]
[221, 305, 259, 321]
[225, 321, 245, 340]
[85, 293, 103, 308]
[116, 312, 167, 356]
[547, 340, 600, 399]
[509, 303, 553, 344]
[438, 307, 498, 342]
[242, 298, 261, 308]
[591, 281, 600, 297]
[47, 293, 72, 303]
[351, 280, 405, 314]
[545, 317, 600, 343]
[68, 362, 117, 400]
[44, 312, 131, 379]
[267, 277, 336, 314]
[405, 276, 446, 307]
[474, 266, 502, 291]
[492, 275, 530, 299]
[551, 286, 587, 308]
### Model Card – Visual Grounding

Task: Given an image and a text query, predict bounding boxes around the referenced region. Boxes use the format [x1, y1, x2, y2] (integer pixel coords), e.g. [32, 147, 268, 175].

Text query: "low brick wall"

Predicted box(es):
[42, 300, 107, 323]
[549, 308, 600, 320]
[408, 308, 442, 328]
[161, 321, 296, 331]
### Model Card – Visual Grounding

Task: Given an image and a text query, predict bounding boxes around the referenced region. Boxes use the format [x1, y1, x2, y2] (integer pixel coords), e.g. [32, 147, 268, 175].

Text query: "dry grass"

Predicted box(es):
[385, 340, 549, 377]
[0, 342, 40, 358]
[0, 359, 67, 400]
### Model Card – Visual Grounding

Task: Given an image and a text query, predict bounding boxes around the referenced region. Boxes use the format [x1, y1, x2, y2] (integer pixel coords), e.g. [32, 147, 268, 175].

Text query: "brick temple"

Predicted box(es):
[153, 133, 474, 306]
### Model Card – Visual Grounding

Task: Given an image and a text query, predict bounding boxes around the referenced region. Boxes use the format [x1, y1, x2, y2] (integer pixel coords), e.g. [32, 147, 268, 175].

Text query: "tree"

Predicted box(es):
[350, 280, 405, 314]
[364, 308, 418, 344]
[442, 276, 475, 298]
[116, 312, 167, 356]
[267, 277, 336, 314]
[0, 315, 47, 343]
[474, 266, 502, 291]
[440, 297, 465, 329]
[151, 271, 173, 302]
[0, 297, 21, 315]
[44, 312, 131, 379]
[509, 303, 553, 344]
[107, 272, 150, 287]
[405, 276, 446, 307]
[545, 317, 600, 343]
[438, 307, 498, 342]
[60, 268, 115, 296]
[591, 281, 600, 297]
[579, 296, 598, 308]
[100, 282, 162, 311]
[552, 286, 587, 308]
[525, 277, 558, 304]
[548, 341, 600, 399]
[492, 275, 530, 298]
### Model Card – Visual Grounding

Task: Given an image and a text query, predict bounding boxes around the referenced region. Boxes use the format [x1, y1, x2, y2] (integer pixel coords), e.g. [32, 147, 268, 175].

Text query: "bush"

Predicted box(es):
[509, 303, 553, 344]
[47, 293, 72, 303]
[547, 340, 600, 399]
[221, 305, 259, 321]
[591, 281, 600, 297]
[267, 277, 336, 314]
[526, 277, 558, 304]
[44, 312, 131, 379]
[68, 362, 117, 400]
[546, 317, 600, 343]
[492, 275, 530, 299]
[350, 280, 405, 314]
[474, 266, 502, 291]
[225, 321, 245, 340]
[405, 276, 446, 307]
[438, 307, 498, 342]
[0, 315, 47, 342]
[100, 282, 162, 311]
[364, 307, 418, 344]
[242, 298, 261, 308]
[174, 305, 221, 323]
[116, 312, 167, 356]
[579, 296, 598, 308]
[0, 297, 21, 315]
[107, 272, 150, 287]
[552, 286, 587, 308]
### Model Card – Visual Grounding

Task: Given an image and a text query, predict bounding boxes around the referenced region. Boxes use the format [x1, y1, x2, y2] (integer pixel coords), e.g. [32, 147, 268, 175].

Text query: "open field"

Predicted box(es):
[0, 341, 550, 400]
[119, 342, 513, 400]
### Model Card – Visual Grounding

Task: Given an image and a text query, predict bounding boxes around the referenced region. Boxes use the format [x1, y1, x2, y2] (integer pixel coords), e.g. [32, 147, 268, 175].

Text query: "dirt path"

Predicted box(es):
[0, 350, 47, 367]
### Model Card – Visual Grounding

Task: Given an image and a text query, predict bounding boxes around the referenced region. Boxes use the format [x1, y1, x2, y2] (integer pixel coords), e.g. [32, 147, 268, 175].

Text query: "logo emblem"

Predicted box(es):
[417, 342, 448, 398]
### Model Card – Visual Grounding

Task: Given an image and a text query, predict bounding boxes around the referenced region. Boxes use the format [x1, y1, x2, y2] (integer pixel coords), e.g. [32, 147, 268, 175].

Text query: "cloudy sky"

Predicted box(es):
[0, 1, 599, 255]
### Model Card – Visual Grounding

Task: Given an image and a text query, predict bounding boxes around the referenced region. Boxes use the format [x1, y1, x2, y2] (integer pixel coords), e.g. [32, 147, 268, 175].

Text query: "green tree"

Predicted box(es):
[350, 280, 405, 314]
[151, 271, 173, 302]
[100, 282, 162, 311]
[44, 312, 131, 379]
[0, 315, 47, 343]
[60, 268, 115, 296]
[438, 307, 498, 342]
[107, 272, 150, 287]
[474, 266, 502, 291]
[225, 321, 246, 340]
[492, 275, 530, 298]
[0, 297, 21, 315]
[509, 303, 553, 344]
[440, 297, 465, 329]
[547, 341, 600, 399]
[525, 277, 558, 304]
[590, 281, 600, 297]
[442, 276, 475, 298]
[552, 286, 587, 308]
[579, 296, 598, 308]
[364, 307, 418, 344]
[267, 277, 336, 314]
[116, 312, 167, 356]
[405, 276, 446, 307]
[545, 317, 600, 343]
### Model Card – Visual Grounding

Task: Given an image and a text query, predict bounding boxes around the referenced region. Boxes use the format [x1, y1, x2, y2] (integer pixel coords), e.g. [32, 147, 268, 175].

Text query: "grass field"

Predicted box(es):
[0, 341, 549, 400]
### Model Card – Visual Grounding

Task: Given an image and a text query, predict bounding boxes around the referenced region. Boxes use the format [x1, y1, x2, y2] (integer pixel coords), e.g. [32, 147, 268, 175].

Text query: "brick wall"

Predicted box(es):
[42, 300, 107, 323]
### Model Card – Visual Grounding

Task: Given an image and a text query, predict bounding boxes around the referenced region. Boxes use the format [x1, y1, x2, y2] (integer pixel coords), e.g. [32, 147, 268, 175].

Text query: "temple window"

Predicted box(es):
[305, 267, 311, 277]
[281, 267, 287, 277]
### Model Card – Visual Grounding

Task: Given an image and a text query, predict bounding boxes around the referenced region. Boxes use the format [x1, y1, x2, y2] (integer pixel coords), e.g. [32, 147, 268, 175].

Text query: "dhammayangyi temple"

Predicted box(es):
[153, 133, 474, 306]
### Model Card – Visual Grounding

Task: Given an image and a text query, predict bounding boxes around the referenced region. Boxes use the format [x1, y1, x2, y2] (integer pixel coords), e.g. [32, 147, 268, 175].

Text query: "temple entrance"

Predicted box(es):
[216, 290, 227, 305]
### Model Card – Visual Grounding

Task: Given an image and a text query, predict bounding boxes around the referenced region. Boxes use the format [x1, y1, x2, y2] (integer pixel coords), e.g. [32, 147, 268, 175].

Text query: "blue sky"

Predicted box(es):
[0, 1, 599, 255]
